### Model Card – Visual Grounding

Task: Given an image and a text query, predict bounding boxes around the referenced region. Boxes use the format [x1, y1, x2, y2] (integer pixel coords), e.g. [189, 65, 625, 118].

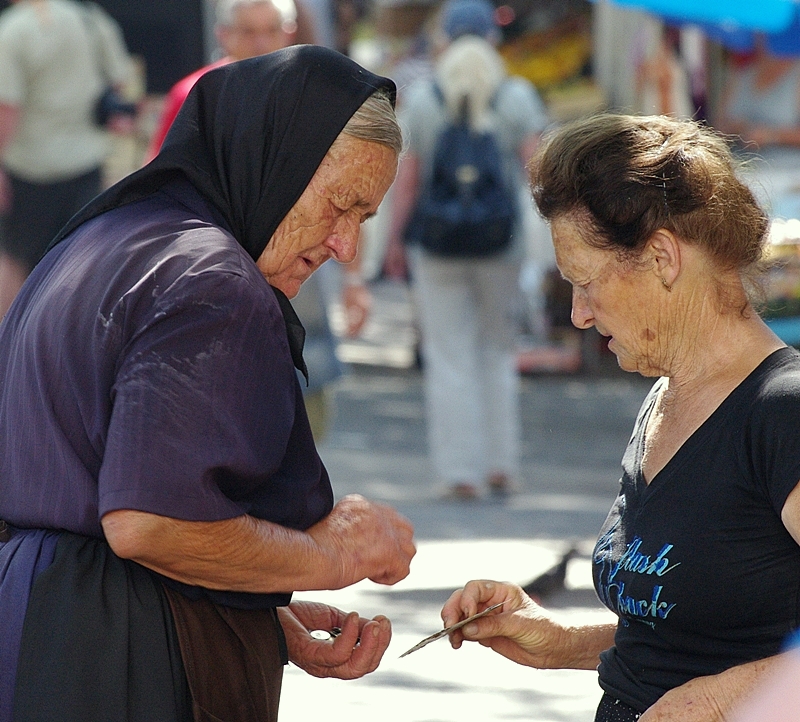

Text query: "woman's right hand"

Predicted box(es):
[307, 494, 416, 589]
[440, 580, 569, 669]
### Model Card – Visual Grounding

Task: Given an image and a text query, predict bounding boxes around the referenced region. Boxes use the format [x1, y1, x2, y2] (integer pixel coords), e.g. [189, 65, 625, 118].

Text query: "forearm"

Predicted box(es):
[445, 580, 617, 671]
[0, 103, 20, 210]
[0, 102, 20, 154]
[552, 620, 617, 670]
[102, 508, 340, 593]
[386, 154, 420, 246]
[102, 494, 415, 593]
[758, 124, 800, 148]
[642, 653, 791, 721]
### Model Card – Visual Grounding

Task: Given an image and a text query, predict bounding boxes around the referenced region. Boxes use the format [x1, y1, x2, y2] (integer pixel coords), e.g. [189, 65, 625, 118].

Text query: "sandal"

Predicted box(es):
[487, 473, 514, 496]
[443, 482, 479, 500]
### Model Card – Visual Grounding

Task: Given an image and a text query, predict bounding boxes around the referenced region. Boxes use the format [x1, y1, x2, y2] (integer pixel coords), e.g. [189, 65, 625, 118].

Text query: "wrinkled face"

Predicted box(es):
[257, 134, 398, 298]
[217, 2, 293, 60]
[552, 216, 663, 376]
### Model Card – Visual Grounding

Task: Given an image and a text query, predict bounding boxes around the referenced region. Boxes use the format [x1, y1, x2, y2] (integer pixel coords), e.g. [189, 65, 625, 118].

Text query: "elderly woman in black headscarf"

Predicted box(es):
[0, 46, 416, 722]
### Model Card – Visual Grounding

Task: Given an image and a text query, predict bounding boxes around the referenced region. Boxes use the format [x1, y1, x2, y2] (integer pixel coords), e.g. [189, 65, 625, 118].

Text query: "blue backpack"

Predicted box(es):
[405, 83, 516, 257]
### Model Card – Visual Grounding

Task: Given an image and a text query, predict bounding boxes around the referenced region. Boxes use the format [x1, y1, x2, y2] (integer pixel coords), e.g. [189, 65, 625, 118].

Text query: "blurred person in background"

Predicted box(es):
[634, 23, 694, 119]
[0, 0, 133, 317]
[715, 33, 800, 150]
[388, 0, 547, 499]
[147, 0, 371, 441]
[144, 0, 299, 162]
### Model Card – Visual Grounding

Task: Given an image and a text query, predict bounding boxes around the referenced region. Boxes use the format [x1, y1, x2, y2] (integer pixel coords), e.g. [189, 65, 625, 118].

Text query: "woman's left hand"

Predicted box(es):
[639, 675, 727, 721]
[278, 601, 391, 679]
[639, 653, 782, 721]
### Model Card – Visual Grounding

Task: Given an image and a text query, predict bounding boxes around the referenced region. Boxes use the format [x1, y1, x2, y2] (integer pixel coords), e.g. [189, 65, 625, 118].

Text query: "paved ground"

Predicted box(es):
[279, 279, 653, 722]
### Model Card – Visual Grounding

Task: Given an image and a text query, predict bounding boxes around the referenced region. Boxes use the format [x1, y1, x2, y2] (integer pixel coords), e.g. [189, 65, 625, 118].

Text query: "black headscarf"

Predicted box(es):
[49, 44, 397, 262]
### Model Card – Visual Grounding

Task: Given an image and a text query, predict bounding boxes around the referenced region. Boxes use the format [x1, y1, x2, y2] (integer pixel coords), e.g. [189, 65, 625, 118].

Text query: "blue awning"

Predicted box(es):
[594, 0, 800, 55]
[595, 0, 796, 33]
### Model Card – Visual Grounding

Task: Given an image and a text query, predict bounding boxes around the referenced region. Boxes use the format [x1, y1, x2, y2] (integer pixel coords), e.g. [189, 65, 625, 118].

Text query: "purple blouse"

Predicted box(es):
[0, 177, 335, 722]
[0, 177, 333, 602]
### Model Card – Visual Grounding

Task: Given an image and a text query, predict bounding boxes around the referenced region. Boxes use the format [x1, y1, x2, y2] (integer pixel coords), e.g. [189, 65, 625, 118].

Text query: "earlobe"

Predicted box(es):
[649, 228, 680, 289]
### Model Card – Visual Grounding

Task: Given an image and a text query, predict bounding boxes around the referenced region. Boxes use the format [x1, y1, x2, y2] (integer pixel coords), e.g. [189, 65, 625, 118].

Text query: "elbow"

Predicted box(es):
[101, 508, 161, 560]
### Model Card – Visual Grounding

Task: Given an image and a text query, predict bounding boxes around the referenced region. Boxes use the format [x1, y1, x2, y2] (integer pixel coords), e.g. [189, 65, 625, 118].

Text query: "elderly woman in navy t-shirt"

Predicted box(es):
[441, 114, 800, 722]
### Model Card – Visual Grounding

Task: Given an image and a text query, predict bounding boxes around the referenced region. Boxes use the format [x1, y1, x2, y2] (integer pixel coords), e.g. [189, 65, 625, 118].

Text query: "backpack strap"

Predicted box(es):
[432, 81, 445, 106]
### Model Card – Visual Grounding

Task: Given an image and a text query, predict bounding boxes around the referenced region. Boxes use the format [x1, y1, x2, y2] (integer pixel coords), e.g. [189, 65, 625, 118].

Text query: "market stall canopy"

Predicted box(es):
[700, 8, 800, 55]
[593, 0, 800, 54]
[592, 0, 796, 32]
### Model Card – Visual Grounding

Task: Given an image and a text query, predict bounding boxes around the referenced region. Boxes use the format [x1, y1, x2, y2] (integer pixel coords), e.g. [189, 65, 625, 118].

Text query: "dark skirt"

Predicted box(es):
[13, 532, 192, 722]
[12, 530, 287, 722]
[594, 692, 643, 722]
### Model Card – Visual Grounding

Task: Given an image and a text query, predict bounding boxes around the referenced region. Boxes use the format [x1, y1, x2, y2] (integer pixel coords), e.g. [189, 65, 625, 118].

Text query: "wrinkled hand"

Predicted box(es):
[278, 601, 391, 679]
[342, 282, 371, 337]
[441, 580, 565, 668]
[308, 494, 416, 589]
[638, 675, 728, 721]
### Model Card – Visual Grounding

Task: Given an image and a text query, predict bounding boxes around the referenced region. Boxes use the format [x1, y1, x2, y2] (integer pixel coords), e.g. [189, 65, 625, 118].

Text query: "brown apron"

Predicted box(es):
[163, 586, 288, 722]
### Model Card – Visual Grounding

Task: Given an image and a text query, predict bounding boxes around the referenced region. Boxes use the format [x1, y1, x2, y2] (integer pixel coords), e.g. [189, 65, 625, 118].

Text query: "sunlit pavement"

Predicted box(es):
[281, 280, 651, 721]
[282, 606, 610, 722]
[283, 541, 615, 722]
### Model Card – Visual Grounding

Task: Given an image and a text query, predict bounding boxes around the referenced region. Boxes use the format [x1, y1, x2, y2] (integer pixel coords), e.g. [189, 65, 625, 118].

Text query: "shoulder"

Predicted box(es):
[75, 189, 264, 302]
[171, 61, 225, 99]
[398, 79, 444, 143]
[93, 202, 284, 346]
[165, 73, 205, 111]
[0, 3, 33, 40]
[739, 348, 800, 439]
[81, 1, 119, 27]
[123, 201, 258, 280]
[752, 348, 800, 400]
[739, 348, 800, 512]
[495, 75, 548, 124]
[499, 75, 541, 99]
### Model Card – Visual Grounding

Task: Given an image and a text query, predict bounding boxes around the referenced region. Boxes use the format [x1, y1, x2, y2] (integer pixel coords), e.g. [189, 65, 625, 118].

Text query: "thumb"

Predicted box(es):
[461, 614, 504, 641]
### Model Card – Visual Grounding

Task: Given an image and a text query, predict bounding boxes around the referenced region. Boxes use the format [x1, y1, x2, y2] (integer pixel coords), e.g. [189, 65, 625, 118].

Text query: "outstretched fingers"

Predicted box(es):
[441, 580, 523, 648]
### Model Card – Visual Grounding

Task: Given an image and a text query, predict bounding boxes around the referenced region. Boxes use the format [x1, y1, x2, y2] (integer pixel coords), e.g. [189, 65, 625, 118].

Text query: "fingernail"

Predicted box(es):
[464, 623, 478, 637]
[372, 624, 380, 637]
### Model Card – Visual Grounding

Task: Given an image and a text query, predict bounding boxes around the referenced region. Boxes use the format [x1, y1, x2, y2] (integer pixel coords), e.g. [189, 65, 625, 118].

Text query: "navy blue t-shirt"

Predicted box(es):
[593, 347, 800, 712]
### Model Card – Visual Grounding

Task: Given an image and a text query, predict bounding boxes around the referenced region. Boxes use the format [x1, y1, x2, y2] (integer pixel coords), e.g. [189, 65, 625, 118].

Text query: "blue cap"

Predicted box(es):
[441, 0, 497, 41]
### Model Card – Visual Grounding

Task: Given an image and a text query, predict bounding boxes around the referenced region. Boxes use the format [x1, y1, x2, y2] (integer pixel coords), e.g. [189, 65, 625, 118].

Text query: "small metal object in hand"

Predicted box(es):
[309, 626, 342, 641]
[399, 601, 505, 658]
